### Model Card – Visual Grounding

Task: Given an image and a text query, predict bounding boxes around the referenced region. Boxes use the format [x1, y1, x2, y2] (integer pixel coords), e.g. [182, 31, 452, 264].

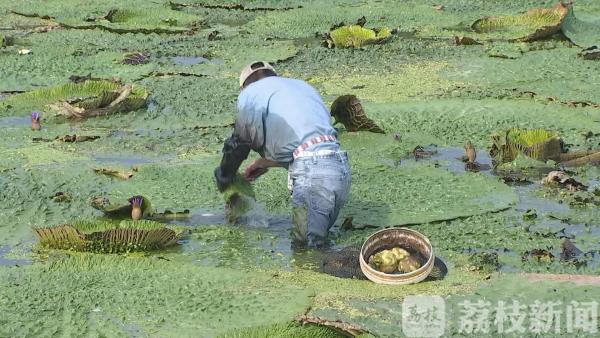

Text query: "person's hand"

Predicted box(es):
[244, 159, 269, 181]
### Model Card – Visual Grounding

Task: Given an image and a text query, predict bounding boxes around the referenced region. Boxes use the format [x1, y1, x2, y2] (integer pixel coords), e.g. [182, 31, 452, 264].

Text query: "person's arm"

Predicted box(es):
[214, 97, 265, 191]
[214, 133, 251, 192]
[244, 157, 284, 181]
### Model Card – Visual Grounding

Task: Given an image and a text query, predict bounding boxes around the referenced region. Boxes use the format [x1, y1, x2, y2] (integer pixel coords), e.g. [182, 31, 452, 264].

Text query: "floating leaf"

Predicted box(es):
[33, 134, 100, 142]
[542, 170, 587, 191]
[327, 25, 391, 48]
[522, 248, 554, 263]
[121, 52, 149, 65]
[169, 1, 299, 11]
[68, 74, 120, 84]
[490, 128, 564, 164]
[330, 95, 384, 133]
[412, 145, 437, 159]
[485, 42, 526, 59]
[51, 191, 71, 203]
[93, 167, 134, 180]
[91, 195, 154, 219]
[321, 245, 366, 280]
[34, 225, 85, 250]
[468, 252, 500, 272]
[560, 151, 600, 167]
[561, 239, 584, 261]
[66, 7, 202, 34]
[578, 46, 600, 60]
[60, 134, 100, 142]
[2, 80, 148, 116]
[296, 315, 367, 337]
[454, 36, 481, 46]
[472, 2, 569, 42]
[561, 5, 600, 48]
[34, 219, 179, 253]
[48, 83, 148, 118]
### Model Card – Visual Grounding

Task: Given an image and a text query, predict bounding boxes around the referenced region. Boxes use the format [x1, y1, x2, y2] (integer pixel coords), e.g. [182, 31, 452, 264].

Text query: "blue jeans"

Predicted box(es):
[288, 151, 351, 248]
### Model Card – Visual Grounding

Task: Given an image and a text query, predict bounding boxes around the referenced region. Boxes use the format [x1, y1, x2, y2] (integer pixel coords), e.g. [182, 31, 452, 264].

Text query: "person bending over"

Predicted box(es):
[214, 61, 351, 248]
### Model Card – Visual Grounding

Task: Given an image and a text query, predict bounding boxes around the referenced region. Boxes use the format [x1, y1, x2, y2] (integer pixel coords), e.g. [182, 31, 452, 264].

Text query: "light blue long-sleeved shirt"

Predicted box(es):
[235, 76, 339, 164]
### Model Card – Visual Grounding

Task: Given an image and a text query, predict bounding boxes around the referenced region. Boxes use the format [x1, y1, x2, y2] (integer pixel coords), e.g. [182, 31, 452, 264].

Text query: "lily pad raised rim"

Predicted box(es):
[470, 2, 570, 42]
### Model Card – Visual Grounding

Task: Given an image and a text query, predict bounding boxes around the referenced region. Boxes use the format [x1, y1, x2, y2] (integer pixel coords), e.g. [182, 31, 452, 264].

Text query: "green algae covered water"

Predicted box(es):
[1, 0, 600, 336]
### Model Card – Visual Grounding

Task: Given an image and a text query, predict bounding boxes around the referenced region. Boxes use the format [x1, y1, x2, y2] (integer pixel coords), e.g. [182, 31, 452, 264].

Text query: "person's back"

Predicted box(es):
[237, 76, 339, 163]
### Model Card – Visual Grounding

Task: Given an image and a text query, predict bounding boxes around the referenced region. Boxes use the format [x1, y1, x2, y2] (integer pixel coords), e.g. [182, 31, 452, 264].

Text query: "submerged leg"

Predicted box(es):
[291, 171, 351, 248]
[291, 204, 308, 246]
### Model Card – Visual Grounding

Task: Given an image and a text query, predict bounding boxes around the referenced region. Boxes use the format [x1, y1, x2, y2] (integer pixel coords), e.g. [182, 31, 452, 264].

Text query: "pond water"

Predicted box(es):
[171, 56, 210, 66]
[0, 245, 32, 266]
[162, 207, 328, 270]
[0, 116, 30, 127]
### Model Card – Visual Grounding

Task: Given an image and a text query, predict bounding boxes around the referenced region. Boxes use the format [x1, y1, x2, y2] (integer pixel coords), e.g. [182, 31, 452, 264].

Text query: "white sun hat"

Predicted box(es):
[239, 61, 276, 88]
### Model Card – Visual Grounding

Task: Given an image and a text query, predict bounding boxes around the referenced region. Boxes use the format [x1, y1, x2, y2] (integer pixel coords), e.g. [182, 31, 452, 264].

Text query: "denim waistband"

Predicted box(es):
[293, 135, 337, 159]
[292, 150, 348, 162]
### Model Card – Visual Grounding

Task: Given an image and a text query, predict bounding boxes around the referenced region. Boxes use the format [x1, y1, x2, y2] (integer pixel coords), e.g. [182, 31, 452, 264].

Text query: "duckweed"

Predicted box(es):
[2, 0, 600, 336]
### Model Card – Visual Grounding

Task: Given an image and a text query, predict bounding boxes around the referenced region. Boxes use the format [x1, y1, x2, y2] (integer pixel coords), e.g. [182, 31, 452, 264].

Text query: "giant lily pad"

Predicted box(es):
[9, 3, 203, 34]
[91, 195, 154, 219]
[471, 2, 569, 41]
[34, 219, 180, 253]
[221, 322, 341, 338]
[70, 8, 203, 34]
[169, 0, 299, 11]
[326, 25, 391, 48]
[48, 83, 148, 118]
[0, 27, 218, 92]
[1, 80, 148, 117]
[490, 128, 564, 163]
[330, 95, 384, 133]
[336, 132, 518, 229]
[93, 167, 133, 180]
[561, 5, 600, 48]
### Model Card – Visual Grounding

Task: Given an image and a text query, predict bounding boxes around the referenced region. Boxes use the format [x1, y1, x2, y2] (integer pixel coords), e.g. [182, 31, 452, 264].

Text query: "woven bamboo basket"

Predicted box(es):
[359, 228, 435, 285]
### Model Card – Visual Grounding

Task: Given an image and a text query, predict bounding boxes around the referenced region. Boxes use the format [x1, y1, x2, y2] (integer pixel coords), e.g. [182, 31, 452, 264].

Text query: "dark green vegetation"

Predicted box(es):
[1, 0, 599, 336]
